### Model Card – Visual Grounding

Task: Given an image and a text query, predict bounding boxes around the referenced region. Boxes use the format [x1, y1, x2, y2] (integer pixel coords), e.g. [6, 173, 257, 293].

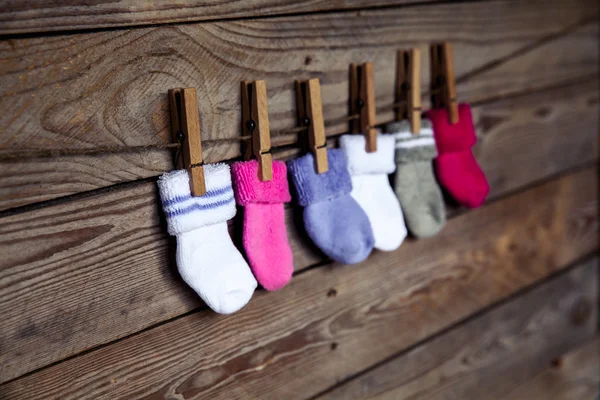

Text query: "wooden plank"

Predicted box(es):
[316, 258, 598, 400]
[0, 0, 442, 35]
[473, 79, 598, 199]
[0, 0, 597, 209]
[0, 78, 597, 383]
[0, 180, 324, 384]
[503, 337, 600, 400]
[0, 168, 596, 398]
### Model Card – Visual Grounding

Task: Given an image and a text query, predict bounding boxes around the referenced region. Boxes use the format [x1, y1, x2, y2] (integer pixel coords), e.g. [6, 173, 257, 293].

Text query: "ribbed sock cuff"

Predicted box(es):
[231, 160, 291, 205]
[287, 148, 353, 207]
[384, 119, 438, 163]
[339, 133, 396, 175]
[158, 163, 236, 235]
[384, 118, 433, 136]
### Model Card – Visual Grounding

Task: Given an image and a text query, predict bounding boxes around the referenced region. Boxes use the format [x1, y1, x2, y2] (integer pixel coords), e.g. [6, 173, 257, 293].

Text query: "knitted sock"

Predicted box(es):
[287, 149, 374, 264]
[427, 104, 489, 208]
[158, 164, 257, 314]
[232, 160, 294, 291]
[340, 133, 407, 251]
[383, 119, 446, 237]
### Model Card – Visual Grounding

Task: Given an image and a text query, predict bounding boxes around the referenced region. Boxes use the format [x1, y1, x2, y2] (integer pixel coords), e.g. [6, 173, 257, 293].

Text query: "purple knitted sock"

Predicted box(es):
[287, 149, 374, 264]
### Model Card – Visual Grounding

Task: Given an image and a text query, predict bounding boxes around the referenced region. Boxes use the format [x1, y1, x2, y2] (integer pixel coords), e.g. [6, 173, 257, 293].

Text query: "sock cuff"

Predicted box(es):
[384, 119, 438, 163]
[339, 133, 396, 175]
[158, 164, 236, 235]
[231, 160, 291, 205]
[427, 103, 476, 153]
[287, 148, 353, 207]
[383, 118, 433, 136]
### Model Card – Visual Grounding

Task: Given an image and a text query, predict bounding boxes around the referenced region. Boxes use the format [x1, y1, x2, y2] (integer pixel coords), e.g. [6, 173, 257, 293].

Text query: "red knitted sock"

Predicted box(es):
[427, 104, 489, 208]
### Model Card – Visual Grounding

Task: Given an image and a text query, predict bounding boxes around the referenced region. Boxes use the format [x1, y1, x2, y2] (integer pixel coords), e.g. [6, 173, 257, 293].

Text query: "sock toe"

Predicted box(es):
[436, 151, 489, 208]
[338, 229, 374, 264]
[319, 227, 373, 265]
[213, 289, 253, 314]
[259, 269, 293, 291]
[409, 201, 445, 237]
[375, 228, 406, 251]
[198, 239, 257, 314]
[342, 250, 371, 264]
[465, 174, 490, 208]
[303, 197, 375, 265]
[409, 217, 441, 238]
[213, 275, 257, 314]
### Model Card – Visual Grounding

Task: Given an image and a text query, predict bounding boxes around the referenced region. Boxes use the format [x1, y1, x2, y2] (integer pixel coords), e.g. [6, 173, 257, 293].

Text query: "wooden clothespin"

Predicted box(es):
[349, 62, 377, 152]
[168, 87, 206, 196]
[430, 42, 458, 124]
[396, 48, 422, 134]
[241, 80, 273, 181]
[295, 78, 328, 174]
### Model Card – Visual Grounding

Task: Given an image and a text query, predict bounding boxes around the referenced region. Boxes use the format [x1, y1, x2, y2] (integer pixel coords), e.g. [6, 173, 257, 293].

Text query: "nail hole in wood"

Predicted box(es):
[330, 342, 338, 351]
[551, 357, 563, 368]
[327, 288, 337, 298]
[534, 107, 551, 118]
[570, 298, 591, 326]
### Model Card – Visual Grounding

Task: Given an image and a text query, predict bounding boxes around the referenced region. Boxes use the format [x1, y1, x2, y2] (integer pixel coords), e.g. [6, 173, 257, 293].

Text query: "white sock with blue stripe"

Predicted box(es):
[158, 163, 257, 314]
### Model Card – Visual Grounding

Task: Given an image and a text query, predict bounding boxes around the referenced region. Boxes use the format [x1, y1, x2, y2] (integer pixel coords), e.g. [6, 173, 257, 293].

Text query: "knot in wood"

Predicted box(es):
[569, 297, 591, 326]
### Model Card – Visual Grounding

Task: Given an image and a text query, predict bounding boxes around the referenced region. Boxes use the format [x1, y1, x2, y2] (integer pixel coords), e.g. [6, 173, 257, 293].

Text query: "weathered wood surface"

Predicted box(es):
[0, 182, 323, 383]
[473, 79, 597, 198]
[0, 73, 597, 382]
[503, 337, 600, 400]
[0, 0, 597, 210]
[317, 258, 598, 400]
[0, 168, 596, 398]
[1, 73, 597, 213]
[0, 0, 440, 35]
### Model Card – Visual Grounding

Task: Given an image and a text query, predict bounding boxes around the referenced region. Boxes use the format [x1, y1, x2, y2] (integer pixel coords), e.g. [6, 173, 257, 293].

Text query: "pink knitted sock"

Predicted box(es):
[232, 160, 294, 291]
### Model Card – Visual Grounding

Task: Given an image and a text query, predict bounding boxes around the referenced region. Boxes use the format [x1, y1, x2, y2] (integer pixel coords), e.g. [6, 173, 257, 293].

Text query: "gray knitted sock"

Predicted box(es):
[383, 119, 446, 237]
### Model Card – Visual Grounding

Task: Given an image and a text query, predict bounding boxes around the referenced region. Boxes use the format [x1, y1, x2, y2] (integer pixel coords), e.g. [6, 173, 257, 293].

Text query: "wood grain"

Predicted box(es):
[0, 76, 597, 382]
[0, 0, 597, 210]
[0, 181, 325, 384]
[0, 0, 440, 35]
[472, 80, 598, 198]
[0, 167, 597, 398]
[317, 258, 598, 400]
[502, 337, 600, 400]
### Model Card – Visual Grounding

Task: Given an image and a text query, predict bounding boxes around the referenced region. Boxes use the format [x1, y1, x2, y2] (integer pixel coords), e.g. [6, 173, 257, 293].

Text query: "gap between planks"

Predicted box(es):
[307, 253, 599, 400]
[0, 74, 596, 219]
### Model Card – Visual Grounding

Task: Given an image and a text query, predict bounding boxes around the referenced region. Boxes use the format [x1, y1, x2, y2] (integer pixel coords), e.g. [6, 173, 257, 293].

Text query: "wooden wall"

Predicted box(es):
[0, 1, 598, 399]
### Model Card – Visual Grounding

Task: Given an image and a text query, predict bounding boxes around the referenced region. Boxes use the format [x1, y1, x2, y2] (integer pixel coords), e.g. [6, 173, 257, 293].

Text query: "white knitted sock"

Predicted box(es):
[340, 133, 407, 251]
[158, 164, 257, 314]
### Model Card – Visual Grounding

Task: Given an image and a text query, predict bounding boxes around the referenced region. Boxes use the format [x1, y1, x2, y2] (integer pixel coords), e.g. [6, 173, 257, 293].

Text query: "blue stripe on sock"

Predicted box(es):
[162, 185, 232, 207]
[165, 195, 235, 218]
